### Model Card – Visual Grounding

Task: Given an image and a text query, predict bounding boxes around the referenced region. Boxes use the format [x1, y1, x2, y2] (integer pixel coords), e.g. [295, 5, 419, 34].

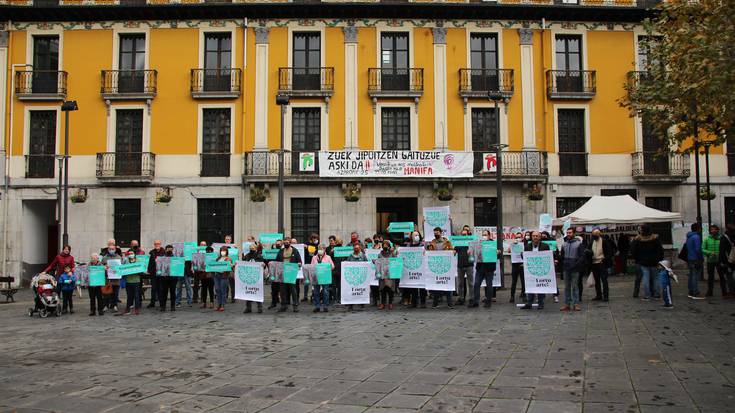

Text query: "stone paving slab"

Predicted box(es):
[0, 277, 733, 412]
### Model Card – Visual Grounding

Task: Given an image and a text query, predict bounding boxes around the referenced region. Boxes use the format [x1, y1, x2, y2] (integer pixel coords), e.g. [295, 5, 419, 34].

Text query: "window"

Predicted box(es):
[201, 108, 231, 177]
[473, 197, 498, 227]
[470, 33, 499, 91]
[293, 32, 321, 90]
[197, 198, 234, 245]
[381, 107, 410, 151]
[471, 108, 499, 172]
[27, 111, 56, 178]
[645, 197, 673, 244]
[725, 198, 735, 229]
[291, 108, 321, 174]
[115, 109, 144, 176]
[557, 109, 587, 176]
[727, 130, 735, 177]
[556, 197, 589, 218]
[32, 36, 59, 94]
[380, 32, 409, 90]
[555, 35, 583, 92]
[291, 198, 319, 243]
[118, 34, 146, 93]
[203, 32, 232, 91]
[113, 199, 141, 248]
[601, 189, 637, 200]
[637, 36, 661, 72]
[641, 116, 669, 175]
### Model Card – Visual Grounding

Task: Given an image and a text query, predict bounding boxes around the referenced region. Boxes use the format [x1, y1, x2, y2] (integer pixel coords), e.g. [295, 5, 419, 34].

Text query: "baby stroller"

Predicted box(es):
[28, 273, 61, 318]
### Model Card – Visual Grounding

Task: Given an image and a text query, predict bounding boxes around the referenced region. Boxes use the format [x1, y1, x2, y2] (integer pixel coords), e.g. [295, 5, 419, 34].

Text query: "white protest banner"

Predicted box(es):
[295, 243, 306, 279]
[423, 251, 456, 291]
[423, 206, 451, 237]
[341, 262, 373, 305]
[299, 152, 316, 172]
[510, 242, 524, 264]
[234, 261, 264, 302]
[318, 151, 473, 178]
[474, 226, 519, 254]
[523, 250, 557, 294]
[397, 247, 425, 288]
[481, 153, 497, 173]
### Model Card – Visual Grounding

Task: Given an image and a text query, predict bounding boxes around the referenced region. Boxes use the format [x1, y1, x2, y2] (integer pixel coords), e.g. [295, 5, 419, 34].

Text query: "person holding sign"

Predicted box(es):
[509, 232, 526, 304]
[454, 227, 476, 306]
[199, 246, 216, 309]
[87, 254, 106, 316]
[344, 243, 367, 311]
[426, 228, 455, 309]
[521, 231, 551, 310]
[560, 228, 586, 312]
[376, 240, 397, 310]
[157, 245, 178, 312]
[471, 230, 499, 309]
[265, 240, 283, 309]
[242, 243, 266, 313]
[101, 239, 123, 312]
[147, 240, 166, 309]
[310, 245, 334, 312]
[213, 246, 234, 312]
[276, 239, 302, 313]
[403, 230, 427, 308]
[121, 252, 144, 315]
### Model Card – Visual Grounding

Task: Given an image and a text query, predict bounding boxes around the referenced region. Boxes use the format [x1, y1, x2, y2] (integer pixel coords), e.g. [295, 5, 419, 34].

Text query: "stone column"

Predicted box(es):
[432, 27, 448, 150]
[343, 26, 358, 150]
[254, 27, 270, 150]
[518, 28, 537, 150]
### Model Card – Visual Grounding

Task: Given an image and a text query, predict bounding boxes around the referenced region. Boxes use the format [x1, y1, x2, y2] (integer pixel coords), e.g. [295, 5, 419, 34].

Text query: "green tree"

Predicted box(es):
[620, 0, 735, 149]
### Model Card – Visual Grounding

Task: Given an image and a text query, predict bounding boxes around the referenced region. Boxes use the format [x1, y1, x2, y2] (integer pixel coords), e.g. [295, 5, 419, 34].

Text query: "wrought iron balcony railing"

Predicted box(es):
[15, 70, 67, 100]
[96, 152, 155, 181]
[459, 69, 514, 99]
[101, 70, 157, 99]
[190, 68, 241, 98]
[473, 151, 547, 176]
[546, 70, 596, 99]
[200, 153, 231, 177]
[632, 151, 690, 181]
[25, 154, 56, 178]
[368, 68, 424, 97]
[278, 67, 334, 97]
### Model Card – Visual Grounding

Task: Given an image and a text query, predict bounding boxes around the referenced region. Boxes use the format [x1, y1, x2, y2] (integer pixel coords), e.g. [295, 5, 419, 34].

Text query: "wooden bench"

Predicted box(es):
[0, 276, 18, 302]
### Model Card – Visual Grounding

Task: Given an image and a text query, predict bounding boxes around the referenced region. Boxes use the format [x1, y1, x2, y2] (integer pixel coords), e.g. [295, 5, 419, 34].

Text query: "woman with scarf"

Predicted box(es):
[310, 244, 334, 312]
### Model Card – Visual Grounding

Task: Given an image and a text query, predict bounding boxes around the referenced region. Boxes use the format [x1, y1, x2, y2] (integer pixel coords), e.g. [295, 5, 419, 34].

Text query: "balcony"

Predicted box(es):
[96, 152, 155, 184]
[14, 70, 67, 101]
[368, 68, 424, 99]
[546, 70, 596, 99]
[25, 154, 56, 178]
[729, 154, 735, 177]
[473, 151, 547, 179]
[632, 151, 690, 183]
[200, 153, 231, 177]
[459, 69, 514, 100]
[278, 67, 334, 98]
[558, 152, 588, 176]
[100, 70, 157, 100]
[190, 68, 241, 99]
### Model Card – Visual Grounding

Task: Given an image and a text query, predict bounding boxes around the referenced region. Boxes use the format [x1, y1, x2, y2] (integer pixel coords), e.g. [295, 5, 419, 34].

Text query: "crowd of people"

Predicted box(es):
[40, 221, 735, 316]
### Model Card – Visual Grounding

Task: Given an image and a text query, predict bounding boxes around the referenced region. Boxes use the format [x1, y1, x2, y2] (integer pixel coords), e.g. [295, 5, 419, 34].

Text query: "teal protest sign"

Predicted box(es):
[481, 241, 498, 263]
[183, 242, 198, 261]
[388, 222, 415, 233]
[389, 257, 403, 279]
[89, 266, 106, 287]
[449, 235, 477, 247]
[333, 246, 353, 258]
[562, 219, 571, 233]
[262, 249, 279, 260]
[543, 240, 558, 250]
[136, 255, 149, 270]
[205, 252, 218, 264]
[116, 262, 146, 277]
[228, 247, 239, 259]
[316, 263, 332, 285]
[206, 260, 231, 273]
[170, 257, 185, 277]
[283, 263, 299, 284]
[259, 233, 283, 244]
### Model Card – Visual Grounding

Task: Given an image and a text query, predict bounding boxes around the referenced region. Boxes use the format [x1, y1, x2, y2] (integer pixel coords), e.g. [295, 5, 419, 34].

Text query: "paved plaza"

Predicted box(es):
[1, 277, 734, 413]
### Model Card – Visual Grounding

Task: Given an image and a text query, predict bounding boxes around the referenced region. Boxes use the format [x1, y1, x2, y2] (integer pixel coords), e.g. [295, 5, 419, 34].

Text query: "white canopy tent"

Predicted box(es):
[555, 195, 682, 225]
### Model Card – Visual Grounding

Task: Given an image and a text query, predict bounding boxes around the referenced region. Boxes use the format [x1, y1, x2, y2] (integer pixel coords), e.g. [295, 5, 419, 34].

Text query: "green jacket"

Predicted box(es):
[702, 234, 721, 263]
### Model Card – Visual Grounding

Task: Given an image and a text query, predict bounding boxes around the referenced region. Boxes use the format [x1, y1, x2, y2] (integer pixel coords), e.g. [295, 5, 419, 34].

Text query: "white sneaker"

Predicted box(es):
[553, 296, 559, 303]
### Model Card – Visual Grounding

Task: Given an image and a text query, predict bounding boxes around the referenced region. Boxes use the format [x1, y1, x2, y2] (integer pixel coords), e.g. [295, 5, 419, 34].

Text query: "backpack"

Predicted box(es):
[677, 244, 688, 263]
[725, 235, 735, 265]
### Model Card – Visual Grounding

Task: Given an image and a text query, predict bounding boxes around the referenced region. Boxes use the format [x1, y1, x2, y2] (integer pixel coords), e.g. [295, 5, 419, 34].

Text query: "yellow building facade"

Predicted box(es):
[0, 0, 732, 281]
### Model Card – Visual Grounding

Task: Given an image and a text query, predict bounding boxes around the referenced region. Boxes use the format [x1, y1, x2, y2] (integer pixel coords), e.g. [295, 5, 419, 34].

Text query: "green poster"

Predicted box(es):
[481, 241, 498, 263]
[206, 260, 231, 273]
[449, 235, 478, 247]
[136, 255, 149, 270]
[205, 252, 218, 264]
[333, 246, 353, 258]
[388, 222, 414, 233]
[283, 263, 299, 284]
[262, 249, 279, 260]
[259, 233, 283, 244]
[316, 263, 332, 285]
[228, 247, 239, 259]
[170, 257, 185, 277]
[183, 242, 198, 261]
[543, 240, 558, 250]
[389, 257, 403, 279]
[116, 262, 146, 277]
[89, 266, 106, 287]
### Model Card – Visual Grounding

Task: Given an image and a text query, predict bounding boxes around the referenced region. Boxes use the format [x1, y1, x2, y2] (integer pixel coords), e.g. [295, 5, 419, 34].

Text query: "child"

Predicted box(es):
[658, 260, 678, 309]
[59, 265, 77, 314]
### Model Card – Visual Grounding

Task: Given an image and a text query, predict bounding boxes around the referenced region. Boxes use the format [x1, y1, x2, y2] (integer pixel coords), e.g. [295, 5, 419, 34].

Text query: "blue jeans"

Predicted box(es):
[659, 270, 672, 306]
[687, 261, 703, 295]
[176, 276, 193, 305]
[214, 276, 229, 308]
[313, 284, 329, 308]
[563, 270, 580, 306]
[639, 265, 660, 298]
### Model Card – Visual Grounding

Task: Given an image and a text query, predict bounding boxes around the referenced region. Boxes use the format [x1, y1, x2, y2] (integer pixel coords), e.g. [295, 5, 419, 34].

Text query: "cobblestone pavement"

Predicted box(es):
[1, 277, 734, 413]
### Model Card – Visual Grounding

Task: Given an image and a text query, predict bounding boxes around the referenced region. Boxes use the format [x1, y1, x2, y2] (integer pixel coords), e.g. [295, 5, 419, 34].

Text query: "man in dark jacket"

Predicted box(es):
[719, 224, 735, 298]
[630, 224, 664, 300]
[561, 228, 586, 311]
[684, 223, 704, 299]
[454, 227, 475, 306]
[146, 240, 166, 308]
[587, 229, 615, 302]
[276, 239, 302, 312]
[521, 231, 551, 310]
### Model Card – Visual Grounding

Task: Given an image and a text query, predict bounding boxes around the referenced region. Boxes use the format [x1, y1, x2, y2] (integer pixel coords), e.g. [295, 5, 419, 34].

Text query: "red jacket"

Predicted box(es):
[43, 254, 75, 277]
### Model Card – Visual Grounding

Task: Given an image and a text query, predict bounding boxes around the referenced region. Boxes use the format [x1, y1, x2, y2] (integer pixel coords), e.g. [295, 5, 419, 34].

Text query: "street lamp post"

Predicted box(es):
[276, 94, 290, 236]
[703, 142, 712, 225]
[56, 155, 64, 249]
[60, 100, 78, 247]
[488, 92, 509, 282]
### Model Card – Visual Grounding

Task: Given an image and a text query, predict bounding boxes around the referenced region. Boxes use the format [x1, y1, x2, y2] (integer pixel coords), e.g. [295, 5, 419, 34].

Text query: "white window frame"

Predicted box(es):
[112, 27, 150, 71]
[550, 29, 588, 71]
[553, 104, 591, 156]
[287, 26, 326, 69]
[24, 106, 61, 160]
[197, 103, 236, 155]
[374, 103, 418, 151]
[106, 105, 151, 153]
[284, 102, 329, 152]
[375, 28, 414, 69]
[465, 28, 504, 71]
[26, 27, 64, 70]
[199, 27, 238, 70]
[463, 102, 509, 152]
